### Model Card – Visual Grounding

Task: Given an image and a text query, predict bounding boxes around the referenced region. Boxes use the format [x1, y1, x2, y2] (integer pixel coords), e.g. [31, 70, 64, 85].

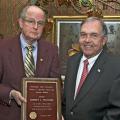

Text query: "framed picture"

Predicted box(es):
[52, 16, 120, 76]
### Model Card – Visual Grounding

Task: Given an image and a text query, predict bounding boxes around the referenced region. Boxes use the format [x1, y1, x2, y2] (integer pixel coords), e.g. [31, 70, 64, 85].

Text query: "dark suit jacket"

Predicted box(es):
[62, 49, 120, 120]
[0, 35, 60, 120]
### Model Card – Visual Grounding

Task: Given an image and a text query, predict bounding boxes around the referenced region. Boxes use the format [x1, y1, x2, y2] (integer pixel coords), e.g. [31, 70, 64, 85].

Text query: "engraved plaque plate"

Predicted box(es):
[21, 78, 61, 120]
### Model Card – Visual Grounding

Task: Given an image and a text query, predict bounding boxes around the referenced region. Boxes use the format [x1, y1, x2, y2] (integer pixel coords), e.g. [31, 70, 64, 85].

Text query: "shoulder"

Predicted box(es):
[38, 38, 58, 50]
[109, 54, 120, 64]
[0, 35, 20, 56]
[0, 35, 19, 47]
[104, 50, 120, 61]
[67, 52, 82, 65]
[102, 51, 120, 69]
[69, 52, 82, 60]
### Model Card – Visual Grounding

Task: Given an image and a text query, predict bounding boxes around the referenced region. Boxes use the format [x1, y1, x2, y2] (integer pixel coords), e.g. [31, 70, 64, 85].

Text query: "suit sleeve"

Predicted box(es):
[0, 44, 12, 105]
[103, 77, 120, 120]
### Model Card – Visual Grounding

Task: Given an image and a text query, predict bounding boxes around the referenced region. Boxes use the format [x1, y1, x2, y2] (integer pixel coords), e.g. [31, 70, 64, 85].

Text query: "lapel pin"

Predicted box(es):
[40, 58, 43, 62]
[97, 69, 101, 73]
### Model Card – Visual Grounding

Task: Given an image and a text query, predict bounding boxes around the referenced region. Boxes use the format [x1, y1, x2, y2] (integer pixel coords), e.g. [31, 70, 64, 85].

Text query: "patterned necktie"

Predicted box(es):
[24, 45, 35, 77]
[76, 59, 89, 94]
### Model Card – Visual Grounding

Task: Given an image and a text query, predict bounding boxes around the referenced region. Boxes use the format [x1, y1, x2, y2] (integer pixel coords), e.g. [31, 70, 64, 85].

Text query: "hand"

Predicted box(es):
[62, 115, 64, 120]
[10, 90, 26, 106]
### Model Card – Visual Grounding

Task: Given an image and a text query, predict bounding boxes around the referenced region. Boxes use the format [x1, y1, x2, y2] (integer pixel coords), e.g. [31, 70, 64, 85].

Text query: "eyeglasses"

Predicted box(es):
[22, 18, 45, 27]
[80, 32, 103, 40]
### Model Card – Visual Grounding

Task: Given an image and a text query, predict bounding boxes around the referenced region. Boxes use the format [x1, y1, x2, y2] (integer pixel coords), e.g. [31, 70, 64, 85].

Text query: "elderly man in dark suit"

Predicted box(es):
[62, 17, 120, 120]
[0, 5, 60, 120]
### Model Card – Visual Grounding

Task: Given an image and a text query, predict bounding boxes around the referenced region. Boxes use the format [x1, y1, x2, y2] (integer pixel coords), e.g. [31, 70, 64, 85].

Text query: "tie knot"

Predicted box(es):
[84, 59, 89, 66]
[26, 45, 33, 52]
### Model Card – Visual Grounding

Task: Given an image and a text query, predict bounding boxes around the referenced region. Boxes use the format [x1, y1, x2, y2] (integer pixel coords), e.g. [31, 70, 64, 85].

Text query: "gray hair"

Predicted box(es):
[80, 17, 108, 37]
[19, 5, 46, 20]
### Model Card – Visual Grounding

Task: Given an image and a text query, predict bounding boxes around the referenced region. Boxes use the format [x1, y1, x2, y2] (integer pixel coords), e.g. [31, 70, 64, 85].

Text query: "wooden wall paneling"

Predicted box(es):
[0, 0, 28, 38]
[0, 0, 120, 38]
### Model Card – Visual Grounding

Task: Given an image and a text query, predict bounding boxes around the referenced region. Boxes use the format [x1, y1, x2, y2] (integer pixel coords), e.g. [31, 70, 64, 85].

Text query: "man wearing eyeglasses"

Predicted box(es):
[62, 17, 120, 120]
[0, 5, 60, 120]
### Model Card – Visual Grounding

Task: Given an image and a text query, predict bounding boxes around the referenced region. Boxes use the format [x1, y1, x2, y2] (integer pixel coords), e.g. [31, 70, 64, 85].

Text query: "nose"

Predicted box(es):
[33, 22, 38, 29]
[85, 34, 91, 42]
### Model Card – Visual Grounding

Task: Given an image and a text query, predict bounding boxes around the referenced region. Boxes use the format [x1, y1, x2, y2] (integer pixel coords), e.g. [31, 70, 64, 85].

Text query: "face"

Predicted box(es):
[79, 20, 107, 58]
[18, 6, 46, 44]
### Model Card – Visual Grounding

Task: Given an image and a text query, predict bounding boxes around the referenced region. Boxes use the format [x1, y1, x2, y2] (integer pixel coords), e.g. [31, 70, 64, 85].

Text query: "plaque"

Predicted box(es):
[21, 78, 61, 120]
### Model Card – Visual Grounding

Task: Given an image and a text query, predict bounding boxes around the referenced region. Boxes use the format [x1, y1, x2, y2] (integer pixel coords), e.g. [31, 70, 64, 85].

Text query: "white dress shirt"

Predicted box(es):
[74, 53, 101, 98]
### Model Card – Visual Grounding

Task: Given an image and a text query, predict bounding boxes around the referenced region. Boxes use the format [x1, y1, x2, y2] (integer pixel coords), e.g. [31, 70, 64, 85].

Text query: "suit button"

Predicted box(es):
[70, 111, 74, 115]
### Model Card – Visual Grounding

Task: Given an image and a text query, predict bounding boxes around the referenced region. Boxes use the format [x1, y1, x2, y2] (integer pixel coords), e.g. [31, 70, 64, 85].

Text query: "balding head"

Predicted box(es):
[19, 5, 46, 21]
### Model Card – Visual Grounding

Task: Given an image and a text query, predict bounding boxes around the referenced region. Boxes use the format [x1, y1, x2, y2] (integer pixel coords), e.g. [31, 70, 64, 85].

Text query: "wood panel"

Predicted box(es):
[0, 0, 120, 38]
[0, 0, 28, 38]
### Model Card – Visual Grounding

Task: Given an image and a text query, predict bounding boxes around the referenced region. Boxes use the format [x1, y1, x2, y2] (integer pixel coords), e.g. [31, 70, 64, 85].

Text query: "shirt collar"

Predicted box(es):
[20, 33, 37, 50]
[81, 51, 102, 65]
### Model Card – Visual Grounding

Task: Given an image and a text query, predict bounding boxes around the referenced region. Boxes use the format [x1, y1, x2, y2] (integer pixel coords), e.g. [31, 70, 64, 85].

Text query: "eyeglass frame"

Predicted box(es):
[22, 17, 46, 27]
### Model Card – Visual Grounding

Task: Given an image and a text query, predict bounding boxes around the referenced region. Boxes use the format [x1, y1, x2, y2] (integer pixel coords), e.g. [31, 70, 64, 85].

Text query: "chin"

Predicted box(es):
[31, 36, 40, 40]
[83, 50, 92, 54]
[84, 52, 93, 58]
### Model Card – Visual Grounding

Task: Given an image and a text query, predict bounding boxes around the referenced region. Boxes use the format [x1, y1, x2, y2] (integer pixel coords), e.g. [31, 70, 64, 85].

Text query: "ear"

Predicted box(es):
[18, 18, 23, 29]
[102, 36, 108, 46]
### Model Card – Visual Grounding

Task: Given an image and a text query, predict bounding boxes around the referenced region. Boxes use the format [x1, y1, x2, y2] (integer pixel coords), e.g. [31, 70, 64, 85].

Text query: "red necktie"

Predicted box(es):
[76, 59, 89, 94]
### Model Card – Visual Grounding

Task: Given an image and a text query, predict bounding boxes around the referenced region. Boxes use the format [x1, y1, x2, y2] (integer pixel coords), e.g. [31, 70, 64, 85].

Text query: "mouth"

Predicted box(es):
[31, 32, 40, 36]
[84, 44, 93, 49]
[31, 31, 38, 34]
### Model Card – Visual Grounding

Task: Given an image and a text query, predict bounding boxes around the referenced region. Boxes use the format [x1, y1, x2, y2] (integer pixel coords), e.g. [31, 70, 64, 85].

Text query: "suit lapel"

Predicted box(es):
[35, 40, 49, 77]
[8, 37, 25, 77]
[72, 50, 108, 108]
[68, 53, 83, 108]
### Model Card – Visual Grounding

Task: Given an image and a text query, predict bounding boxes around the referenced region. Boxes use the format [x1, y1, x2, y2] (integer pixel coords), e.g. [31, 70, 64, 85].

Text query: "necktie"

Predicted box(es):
[76, 59, 89, 94]
[24, 45, 35, 77]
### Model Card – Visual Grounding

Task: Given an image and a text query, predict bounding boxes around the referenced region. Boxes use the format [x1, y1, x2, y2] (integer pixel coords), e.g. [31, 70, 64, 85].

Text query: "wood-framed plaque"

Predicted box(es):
[21, 78, 61, 120]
